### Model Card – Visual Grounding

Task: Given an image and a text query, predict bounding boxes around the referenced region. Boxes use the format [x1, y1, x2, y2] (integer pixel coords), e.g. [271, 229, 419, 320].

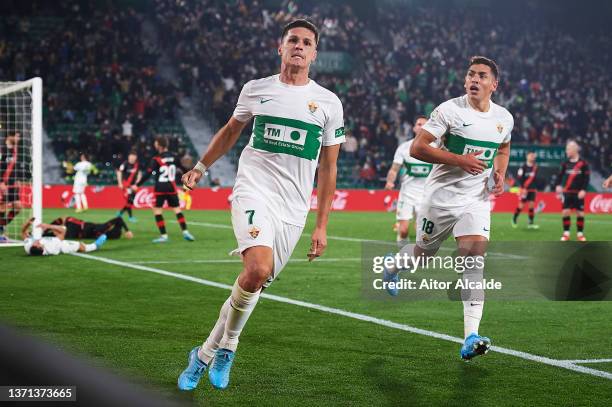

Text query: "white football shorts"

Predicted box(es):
[396, 191, 422, 221]
[416, 200, 491, 251]
[72, 181, 87, 194]
[231, 195, 304, 287]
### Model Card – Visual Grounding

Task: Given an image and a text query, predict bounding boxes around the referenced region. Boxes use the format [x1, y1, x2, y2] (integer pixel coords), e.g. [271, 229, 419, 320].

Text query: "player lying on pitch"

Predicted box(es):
[21, 217, 107, 256]
[43, 216, 133, 240]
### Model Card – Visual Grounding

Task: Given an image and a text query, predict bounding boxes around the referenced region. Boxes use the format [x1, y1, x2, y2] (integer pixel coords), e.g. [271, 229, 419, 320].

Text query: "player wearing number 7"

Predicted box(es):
[133, 136, 194, 243]
[178, 19, 344, 391]
[385, 56, 513, 361]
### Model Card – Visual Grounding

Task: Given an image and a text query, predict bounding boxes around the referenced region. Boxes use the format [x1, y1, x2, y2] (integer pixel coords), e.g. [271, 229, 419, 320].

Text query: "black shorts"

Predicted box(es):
[123, 188, 136, 204]
[155, 193, 179, 208]
[562, 193, 584, 211]
[521, 191, 536, 202]
[64, 221, 83, 239]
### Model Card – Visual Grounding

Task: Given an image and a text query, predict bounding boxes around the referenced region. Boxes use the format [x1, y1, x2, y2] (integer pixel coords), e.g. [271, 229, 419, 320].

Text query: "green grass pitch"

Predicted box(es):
[1, 208, 611, 406]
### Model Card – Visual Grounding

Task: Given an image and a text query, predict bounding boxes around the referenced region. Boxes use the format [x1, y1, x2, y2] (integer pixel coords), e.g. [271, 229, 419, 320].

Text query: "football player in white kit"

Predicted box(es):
[178, 20, 344, 390]
[385, 56, 512, 361]
[72, 153, 94, 213]
[385, 116, 431, 245]
[21, 217, 107, 256]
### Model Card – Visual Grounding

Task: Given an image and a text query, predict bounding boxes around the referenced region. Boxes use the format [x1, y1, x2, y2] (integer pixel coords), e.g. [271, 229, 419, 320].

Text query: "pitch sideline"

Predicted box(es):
[72, 252, 612, 381]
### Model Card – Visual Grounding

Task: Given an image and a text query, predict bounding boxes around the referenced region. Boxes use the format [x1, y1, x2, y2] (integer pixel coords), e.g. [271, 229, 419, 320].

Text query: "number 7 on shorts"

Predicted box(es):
[245, 210, 255, 225]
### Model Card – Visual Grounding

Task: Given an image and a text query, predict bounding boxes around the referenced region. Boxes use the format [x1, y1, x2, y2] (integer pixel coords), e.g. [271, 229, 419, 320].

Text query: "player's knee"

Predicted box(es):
[243, 262, 273, 288]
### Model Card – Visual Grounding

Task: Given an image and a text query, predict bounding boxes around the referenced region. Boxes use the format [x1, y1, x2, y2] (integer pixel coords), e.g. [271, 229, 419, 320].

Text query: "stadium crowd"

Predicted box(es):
[0, 0, 188, 173]
[1, 0, 610, 187]
[153, 0, 611, 187]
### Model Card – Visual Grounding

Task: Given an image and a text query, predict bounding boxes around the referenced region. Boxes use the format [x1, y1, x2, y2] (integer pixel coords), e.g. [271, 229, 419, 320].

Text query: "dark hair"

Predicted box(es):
[468, 56, 499, 79]
[414, 115, 428, 122]
[155, 135, 168, 148]
[29, 246, 44, 256]
[281, 19, 319, 45]
[128, 150, 138, 156]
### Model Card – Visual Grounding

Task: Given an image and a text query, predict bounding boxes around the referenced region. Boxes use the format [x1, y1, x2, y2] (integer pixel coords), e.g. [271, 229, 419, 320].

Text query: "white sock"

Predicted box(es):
[84, 243, 97, 252]
[199, 297, 231, 364]
[461, 259, 485, 339]
[463, 300, 484, 338]
[74, 194, 82, 210]
[218, 278, 261, 352]
[81, 194, 88, 210]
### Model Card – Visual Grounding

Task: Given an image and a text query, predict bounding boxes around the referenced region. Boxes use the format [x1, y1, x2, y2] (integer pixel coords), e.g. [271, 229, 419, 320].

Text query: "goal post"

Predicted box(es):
[0, 77, 43, 246]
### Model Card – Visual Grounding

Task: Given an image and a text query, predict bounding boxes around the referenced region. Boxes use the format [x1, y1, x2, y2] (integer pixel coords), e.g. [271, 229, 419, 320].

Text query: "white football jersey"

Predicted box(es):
[393, 139, 433, 198]
[421, 95, 513, 209]
[232, 74, 345, 226]
[74, 161, 93, 185]
[24, 236, 62, 256]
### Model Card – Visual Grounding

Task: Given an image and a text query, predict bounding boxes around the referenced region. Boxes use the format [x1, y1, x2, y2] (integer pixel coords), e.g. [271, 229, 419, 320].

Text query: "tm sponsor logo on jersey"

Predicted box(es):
[463, 145, 496, 163]
[264, 123, 307, 147]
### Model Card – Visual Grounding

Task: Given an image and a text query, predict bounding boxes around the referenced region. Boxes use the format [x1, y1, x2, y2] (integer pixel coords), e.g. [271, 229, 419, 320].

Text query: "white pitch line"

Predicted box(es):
[72, 252, 612, 381]
[188, 221, 528, 260]
[562, 359, 612, 364]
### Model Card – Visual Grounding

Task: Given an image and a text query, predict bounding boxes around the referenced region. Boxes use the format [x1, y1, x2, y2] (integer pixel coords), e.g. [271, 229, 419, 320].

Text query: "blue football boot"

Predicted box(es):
[208, 348, 235, 389]
[460, 333, 491, 360]
[177, 346, 207, 390]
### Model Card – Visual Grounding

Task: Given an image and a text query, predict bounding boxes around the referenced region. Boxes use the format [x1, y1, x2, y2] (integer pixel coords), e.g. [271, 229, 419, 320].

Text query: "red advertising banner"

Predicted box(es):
[42, 185, 612, 214]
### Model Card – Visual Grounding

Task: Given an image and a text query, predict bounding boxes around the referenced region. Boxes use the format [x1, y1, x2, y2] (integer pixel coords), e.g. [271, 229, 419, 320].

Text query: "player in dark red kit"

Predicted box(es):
[44, 216, 133, 240]
[133, 136, 195, 243]
[0, 132, 25, 239]
[555, 140, 590, 241]
[511, 151, 539, 229]
[116, 151, 142, 222]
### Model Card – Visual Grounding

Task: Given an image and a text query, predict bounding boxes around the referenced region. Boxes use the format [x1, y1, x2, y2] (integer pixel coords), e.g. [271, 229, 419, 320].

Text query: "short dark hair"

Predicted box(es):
[468, 56, 499, 79]
[414, 115, 428, 122]
[155, 135, 168, 148]
[281, 19, 319, 45]
[29, 246, 44, 256]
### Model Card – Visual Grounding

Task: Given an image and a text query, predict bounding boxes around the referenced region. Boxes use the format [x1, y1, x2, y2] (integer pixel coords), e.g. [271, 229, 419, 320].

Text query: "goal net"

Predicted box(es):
[0, 78, 42, 245]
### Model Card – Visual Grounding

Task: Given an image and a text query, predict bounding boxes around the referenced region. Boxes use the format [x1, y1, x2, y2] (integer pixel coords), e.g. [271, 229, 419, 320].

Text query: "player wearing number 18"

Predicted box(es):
[133, 136, 194, 243]
[178, 19, 344, 391]
[387, 56, 514, 360]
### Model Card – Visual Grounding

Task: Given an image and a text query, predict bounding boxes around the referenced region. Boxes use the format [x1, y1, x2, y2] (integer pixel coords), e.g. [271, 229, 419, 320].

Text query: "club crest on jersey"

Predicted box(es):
[497, 123, 504, 133]
[249, 226, 260, 239]
[308, 101, 318, 113]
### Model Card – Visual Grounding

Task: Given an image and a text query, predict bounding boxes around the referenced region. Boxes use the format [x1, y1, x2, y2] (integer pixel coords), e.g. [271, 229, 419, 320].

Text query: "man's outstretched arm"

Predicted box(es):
[182, 117, 249, 190]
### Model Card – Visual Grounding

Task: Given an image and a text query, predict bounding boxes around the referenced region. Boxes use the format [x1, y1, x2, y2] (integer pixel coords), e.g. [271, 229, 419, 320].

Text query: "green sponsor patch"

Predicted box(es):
[252, 115, 322, 160]
[444, 133, 500, 168]
[404, 162, 433, 177]
[334, 127, 345, 138]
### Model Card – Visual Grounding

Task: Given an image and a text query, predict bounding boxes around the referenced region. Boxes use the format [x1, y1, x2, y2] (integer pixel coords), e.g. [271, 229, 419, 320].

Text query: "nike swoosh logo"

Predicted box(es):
[462, 123, 473, 127]
[483, 227, 489, 232]
[260, 98, 273, 104]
